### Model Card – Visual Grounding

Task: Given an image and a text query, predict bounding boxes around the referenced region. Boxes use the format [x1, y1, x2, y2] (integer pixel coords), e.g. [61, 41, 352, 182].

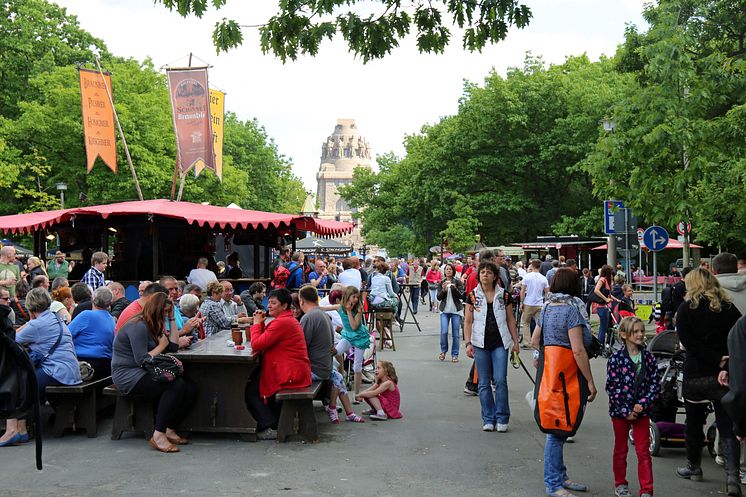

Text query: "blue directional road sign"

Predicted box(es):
[604, 200, 625, 234]
[643, 226, 669, 252]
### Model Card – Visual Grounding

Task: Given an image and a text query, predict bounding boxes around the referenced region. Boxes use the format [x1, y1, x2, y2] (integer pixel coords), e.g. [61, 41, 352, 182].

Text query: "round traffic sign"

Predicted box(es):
[643, 226, 669, 252]
[677, 221, 692, 235]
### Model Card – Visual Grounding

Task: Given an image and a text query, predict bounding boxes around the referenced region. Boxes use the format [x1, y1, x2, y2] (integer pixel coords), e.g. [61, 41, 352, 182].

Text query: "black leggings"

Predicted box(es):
[684, 399, 735, 464]
[130, 375, 198, 433]
[244, 374, 282, 432]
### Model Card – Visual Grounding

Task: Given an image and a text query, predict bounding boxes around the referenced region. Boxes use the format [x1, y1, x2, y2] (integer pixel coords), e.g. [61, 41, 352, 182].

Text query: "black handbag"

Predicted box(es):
[141, 354, 183, 382]
[682, 375, 728, 402]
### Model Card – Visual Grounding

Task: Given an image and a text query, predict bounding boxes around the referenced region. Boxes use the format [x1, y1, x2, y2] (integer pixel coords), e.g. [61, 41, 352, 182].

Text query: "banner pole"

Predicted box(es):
[170, 159, 179, 200]
[176, 172, 186, 201]
[94, 55, 144, 201]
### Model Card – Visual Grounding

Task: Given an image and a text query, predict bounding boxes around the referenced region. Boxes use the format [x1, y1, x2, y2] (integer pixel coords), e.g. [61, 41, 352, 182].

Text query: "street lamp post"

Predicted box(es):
[602, 118, 617, 268]
[56, 182, 68, 209]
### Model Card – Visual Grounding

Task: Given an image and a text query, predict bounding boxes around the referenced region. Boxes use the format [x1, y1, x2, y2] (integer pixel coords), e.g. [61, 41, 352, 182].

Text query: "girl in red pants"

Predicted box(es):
[606, 317, 661, 497]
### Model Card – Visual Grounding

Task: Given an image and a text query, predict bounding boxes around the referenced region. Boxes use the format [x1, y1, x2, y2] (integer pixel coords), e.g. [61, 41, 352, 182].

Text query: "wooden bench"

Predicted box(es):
[103, 385, 154, 440]
[45, 376, 114, 438]
[275, 380, 323, 443]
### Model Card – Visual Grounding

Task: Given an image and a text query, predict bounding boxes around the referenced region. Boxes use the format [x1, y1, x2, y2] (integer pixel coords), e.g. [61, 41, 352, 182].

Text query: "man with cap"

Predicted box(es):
[47, 251, 74, 280]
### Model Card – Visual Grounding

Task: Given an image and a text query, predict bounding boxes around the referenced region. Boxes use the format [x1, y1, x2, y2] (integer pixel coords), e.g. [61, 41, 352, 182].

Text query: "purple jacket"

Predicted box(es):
[606, 346, 660, 418]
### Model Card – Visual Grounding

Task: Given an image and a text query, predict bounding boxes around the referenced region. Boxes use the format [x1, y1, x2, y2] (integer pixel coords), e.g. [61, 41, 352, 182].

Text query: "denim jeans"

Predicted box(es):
[596, 306, 610, 345]
[410, 287, 419, 313]
[440, 313, 461, 357]
[544, 433, 569, 493]
[474, 345, 509, 425]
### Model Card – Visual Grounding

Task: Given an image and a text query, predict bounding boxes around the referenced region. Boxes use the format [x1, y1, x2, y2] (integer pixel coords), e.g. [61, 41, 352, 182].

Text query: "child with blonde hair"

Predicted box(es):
[335, 286, 370, 397]
[606, 317, 660, 497]
[356, 360, 402, 420]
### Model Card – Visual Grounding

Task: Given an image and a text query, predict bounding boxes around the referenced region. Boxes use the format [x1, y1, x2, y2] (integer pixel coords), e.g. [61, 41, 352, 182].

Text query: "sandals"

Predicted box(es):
[439, 352, 446, 361]
[149, 437, 180, 453]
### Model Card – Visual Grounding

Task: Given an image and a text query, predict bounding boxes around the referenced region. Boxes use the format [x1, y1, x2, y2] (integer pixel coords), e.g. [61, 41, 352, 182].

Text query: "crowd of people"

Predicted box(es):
[6, 241, 746, 497]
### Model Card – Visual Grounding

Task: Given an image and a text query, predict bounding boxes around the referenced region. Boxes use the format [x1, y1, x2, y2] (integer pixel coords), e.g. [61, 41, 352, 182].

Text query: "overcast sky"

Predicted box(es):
[55, 0, 648, 192]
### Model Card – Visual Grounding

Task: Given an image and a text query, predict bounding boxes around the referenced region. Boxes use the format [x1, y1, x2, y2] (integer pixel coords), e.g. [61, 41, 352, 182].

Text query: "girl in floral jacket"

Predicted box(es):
[606, 316, 660, 497]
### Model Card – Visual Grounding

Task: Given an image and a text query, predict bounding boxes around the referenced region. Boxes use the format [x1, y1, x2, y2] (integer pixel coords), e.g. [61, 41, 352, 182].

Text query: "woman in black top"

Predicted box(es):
[437, 263, 465, 362]
[676, 268, 741, 495]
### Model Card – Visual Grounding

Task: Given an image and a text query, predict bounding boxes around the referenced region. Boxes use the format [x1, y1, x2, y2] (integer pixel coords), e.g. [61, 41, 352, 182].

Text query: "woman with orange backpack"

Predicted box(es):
[530, 268, 598, 497]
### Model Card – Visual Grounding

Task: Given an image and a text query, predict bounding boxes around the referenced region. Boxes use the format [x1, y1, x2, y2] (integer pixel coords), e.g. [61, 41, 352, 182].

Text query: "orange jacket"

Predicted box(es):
[250, 310, 311, 399]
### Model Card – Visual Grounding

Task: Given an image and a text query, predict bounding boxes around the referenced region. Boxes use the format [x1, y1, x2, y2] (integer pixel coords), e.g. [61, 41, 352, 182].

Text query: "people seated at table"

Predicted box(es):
[291, 292, 304, 321]
[187, 256, 218, 291]
[31, 274, 49, 290]
[338, 258, 362, 289]
[183, 283, 203, 301]
[50, 286, 74, 324]
[50, 276, 69, 293]
[137, 280, 152, 297]
[220, 281, 247, 319]
[1, 288, 82, 447]
[240, 282, 266, 315]
[112, 292, 197, 453]
[200, 281, 250, 337]
[116, 283, 167, 332]
[298, 285, 363, 424]
[177, 294, 206, 340]
[107, 281, 131, 319]
[247, 288, 312, 440]
[308, 259, 329, 296]
[11, 279, 30, 327]
[368, 260, 400, 340]
[70, 282, 93, 321]
[68, 287, 116, 381]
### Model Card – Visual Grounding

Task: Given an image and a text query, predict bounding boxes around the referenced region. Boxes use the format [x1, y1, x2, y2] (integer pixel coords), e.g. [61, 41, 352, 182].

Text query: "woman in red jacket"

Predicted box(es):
[247, 288, 312, 440]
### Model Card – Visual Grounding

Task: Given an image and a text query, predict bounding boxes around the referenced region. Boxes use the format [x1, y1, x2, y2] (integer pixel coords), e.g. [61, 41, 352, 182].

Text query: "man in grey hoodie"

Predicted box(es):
[713, 253, 746, 315]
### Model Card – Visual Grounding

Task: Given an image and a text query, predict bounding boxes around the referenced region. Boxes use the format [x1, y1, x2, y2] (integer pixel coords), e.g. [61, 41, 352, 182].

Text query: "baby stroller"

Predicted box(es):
[630, 330, 716, 456]
[601, 300, 636, 358]
[343, 333, 378, 389]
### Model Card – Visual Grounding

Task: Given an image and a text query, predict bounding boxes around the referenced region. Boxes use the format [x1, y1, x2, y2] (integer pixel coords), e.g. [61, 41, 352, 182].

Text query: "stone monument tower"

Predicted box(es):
[316, 119, 372, 247]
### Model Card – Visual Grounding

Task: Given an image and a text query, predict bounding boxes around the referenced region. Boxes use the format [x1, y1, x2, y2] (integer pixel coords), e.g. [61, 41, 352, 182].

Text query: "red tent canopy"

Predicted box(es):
[592, 239, 703, 250]
[0, 199, 353, 237]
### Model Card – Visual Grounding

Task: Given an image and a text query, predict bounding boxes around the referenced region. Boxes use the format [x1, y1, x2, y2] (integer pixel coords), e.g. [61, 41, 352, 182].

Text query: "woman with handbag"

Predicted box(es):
[530, 268, 598, 497]
[1, 288, 82, 447]
[591, 265, 619, 350]
[112, 292, 197, 453]
[675, 268, 742, 495]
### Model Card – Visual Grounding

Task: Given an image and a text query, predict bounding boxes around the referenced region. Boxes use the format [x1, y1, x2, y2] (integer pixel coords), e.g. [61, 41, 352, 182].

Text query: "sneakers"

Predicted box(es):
[740, 470, 746, 485]
[370, 411, 388, 421]
[676, 462, 703, 481]
[614, 484, 631, 497]
[496, 423, 508, 433]
[256, 428, 277, 440]
[346, 413, 365, 423]
[482, 423, 495, 432]
[362, 408, 376, 415]
[464, 386, 478, 396]
[563, 481, 588, 492]
[325, 406, 340, 424]
[717, 455, 726, 466]
[640, 494, 652, 497]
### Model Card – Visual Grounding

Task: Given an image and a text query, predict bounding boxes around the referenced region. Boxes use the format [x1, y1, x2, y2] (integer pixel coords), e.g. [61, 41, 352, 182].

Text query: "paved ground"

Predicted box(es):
[1, 310, 728, 497]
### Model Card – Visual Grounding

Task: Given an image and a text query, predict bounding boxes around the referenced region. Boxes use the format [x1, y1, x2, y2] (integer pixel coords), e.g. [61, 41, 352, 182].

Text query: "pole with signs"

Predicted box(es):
[643, 226, 670, 302]
[604, 200, 624, 267]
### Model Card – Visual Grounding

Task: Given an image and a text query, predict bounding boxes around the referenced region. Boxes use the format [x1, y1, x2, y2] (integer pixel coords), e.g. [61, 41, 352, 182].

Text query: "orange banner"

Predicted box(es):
[195, 88, 224, 180]
[79, 68, 117, 173]
[167, 68, 215, 174]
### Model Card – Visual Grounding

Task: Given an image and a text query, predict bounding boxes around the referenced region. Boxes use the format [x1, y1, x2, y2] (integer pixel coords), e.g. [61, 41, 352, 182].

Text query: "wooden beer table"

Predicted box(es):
[172, 329, 259, 441]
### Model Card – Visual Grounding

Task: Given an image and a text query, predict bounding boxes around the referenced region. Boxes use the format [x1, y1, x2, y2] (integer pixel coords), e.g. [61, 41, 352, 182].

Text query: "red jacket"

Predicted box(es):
[250, 310, 312, 399]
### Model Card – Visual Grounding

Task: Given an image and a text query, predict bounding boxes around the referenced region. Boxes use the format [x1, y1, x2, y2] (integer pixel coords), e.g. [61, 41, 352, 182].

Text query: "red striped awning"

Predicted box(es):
[0, 199, 353, 237]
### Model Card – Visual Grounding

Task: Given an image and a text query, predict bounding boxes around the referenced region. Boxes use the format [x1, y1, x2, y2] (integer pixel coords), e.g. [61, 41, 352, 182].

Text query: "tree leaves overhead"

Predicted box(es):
[0, 1, 306, 216]
[154, 0, 532, 62]
[340, 54, 631, 255]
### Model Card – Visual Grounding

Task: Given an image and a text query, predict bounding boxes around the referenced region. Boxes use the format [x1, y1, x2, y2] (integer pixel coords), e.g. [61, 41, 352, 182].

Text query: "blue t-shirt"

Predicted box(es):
[68, 309, 116, 359]
[537, 304, 584, 348]
[308, 271, 328, 295]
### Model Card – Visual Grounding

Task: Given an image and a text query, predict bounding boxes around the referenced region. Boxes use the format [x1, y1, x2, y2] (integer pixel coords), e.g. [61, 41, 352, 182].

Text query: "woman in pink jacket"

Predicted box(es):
[425, 260, 443, 312]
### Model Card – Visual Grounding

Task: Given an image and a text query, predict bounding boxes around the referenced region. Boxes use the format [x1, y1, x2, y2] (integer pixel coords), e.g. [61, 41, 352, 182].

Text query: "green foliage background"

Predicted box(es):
[0, 0, 306, 216]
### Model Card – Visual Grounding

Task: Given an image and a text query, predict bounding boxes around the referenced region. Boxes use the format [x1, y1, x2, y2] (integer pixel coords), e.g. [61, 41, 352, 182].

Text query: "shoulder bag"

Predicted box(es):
[141, 354, 184, 382]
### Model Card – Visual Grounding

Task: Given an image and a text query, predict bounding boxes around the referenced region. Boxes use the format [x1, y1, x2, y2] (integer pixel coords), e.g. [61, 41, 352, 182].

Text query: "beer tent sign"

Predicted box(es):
[195, 88, 224, 180]
[79, 68, 117, 173]
[167, 68, 215, 175]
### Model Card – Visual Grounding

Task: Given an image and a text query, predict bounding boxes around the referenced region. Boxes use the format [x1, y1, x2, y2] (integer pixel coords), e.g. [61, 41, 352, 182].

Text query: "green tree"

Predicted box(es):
[156, 0, 532, 62]
[0, 0, 107, 118]
[585, 0, 746, 248]
[342, 54, 631, 254]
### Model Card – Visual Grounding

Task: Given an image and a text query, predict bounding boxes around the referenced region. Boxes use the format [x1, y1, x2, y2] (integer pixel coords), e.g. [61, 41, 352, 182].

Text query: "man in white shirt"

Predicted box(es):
[220, 280, 247, 319]
[519, 259, 549, 346]
[187, 257, 218, 291]
[337, 258, 362, 289]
